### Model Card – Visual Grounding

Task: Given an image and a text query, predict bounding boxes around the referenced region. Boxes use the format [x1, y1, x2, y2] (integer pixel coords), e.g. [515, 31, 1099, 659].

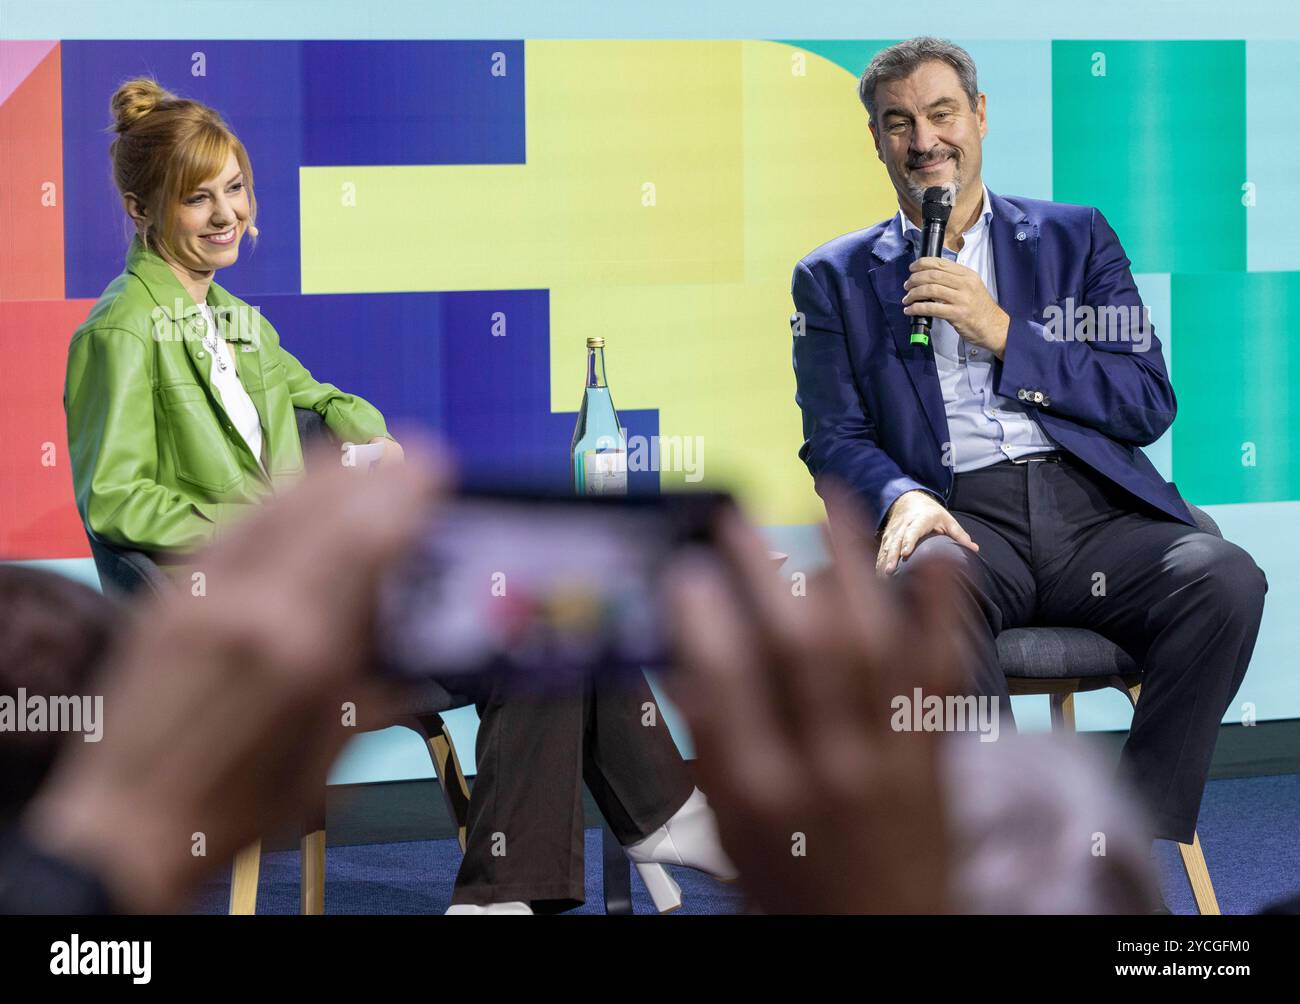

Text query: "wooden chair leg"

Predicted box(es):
[1178, 832, 1221, 915]
[411, 713, 472, 853]
[229, 840, 261, 915]
[300, 829, 326, 915]
[1049, 692, 1076, 733]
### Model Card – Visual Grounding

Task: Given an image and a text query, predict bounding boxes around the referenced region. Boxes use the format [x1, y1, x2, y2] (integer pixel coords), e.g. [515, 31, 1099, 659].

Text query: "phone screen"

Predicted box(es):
[376, 491, 725, 689]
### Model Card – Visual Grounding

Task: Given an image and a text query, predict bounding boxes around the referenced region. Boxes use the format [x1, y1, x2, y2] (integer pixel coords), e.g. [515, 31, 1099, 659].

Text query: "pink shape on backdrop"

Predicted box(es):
[0, 40, 58, 107]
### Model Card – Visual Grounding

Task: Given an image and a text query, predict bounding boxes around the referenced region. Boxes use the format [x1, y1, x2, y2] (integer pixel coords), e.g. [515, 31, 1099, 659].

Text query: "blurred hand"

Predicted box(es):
[22, 436, 447, 913]
[664, 489, 967, 914]
[877, 488, 978, 576]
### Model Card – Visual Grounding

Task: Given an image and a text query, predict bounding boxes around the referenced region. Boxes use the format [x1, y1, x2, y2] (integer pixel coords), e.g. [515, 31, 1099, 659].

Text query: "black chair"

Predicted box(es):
[85, 528, 168, 599]
[999, 502, 1225, 914]
[84, 408, 635, 914]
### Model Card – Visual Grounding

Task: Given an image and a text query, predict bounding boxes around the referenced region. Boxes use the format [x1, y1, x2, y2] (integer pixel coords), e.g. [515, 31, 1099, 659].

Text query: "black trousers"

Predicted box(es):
[448, 671, 695, 911]
[894, 454, 1268, 843]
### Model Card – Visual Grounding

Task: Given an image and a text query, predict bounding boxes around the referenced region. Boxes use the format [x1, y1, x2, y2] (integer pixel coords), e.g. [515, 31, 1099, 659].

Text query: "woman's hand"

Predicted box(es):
[369, 436, 405, 466]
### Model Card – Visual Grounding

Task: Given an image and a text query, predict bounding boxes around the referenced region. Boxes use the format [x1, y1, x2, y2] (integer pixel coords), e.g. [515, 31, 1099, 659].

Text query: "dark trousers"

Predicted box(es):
[894, 454, 1267, 843]
[448, 671, 695, 911]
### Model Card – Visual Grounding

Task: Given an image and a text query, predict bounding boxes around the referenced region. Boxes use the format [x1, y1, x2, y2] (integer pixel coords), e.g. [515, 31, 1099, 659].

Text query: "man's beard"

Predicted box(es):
[903, 152, 963, 205]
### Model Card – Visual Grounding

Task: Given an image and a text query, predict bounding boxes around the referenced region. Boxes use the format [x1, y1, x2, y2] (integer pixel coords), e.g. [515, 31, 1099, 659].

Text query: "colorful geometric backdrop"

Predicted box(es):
[2, 38, 1296, 776]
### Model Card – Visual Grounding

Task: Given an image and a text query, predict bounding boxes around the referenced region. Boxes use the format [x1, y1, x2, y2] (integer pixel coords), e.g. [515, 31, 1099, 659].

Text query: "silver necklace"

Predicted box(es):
[201, 321, 228, 373]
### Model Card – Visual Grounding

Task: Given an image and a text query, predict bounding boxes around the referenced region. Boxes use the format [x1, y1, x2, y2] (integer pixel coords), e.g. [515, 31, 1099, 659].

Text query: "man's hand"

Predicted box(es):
[903, 257, 1009, 357]
[877, 489, 978, 576]
[22, 434, 447, 913]
[663, 490, 966, 914]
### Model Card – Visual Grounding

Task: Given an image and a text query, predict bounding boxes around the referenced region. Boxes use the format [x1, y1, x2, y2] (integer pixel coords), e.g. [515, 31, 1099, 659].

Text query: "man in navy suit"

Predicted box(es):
[791, 37, 1267, 845]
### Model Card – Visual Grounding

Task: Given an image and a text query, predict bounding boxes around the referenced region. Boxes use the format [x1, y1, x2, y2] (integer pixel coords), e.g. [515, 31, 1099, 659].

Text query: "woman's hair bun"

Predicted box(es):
[109, 77, 174, 134]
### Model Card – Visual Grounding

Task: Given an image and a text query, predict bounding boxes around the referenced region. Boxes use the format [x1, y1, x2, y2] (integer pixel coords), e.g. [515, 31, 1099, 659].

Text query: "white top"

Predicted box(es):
[197, 303, 266, 475]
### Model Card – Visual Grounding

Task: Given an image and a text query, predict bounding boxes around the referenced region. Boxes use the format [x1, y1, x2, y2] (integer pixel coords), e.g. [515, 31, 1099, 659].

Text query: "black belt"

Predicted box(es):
[1008, 450, 1067, 465]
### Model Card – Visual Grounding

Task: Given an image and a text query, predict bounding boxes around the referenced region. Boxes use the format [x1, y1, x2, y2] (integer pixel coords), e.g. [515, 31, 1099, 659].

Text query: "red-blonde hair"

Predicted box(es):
[107, 77, 258, 258]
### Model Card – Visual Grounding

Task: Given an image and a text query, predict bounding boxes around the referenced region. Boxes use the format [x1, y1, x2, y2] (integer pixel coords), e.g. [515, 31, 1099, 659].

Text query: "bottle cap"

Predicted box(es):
[586, 336, 605, 348]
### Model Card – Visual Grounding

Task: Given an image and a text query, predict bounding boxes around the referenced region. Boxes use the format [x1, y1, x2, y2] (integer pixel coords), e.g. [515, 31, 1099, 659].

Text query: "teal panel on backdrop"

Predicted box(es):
[1052, 41, 1246, 274]
[1171, 271, 1299, 505]
[779, 39, 895, 79]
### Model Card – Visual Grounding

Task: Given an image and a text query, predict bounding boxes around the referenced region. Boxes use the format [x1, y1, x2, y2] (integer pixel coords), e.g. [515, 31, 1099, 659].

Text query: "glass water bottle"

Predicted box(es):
[571, 336, 627, 495]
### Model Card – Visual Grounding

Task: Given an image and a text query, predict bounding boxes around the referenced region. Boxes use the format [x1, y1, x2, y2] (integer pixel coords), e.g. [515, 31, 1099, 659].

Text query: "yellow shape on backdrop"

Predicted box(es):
[299, 40, 898, 525]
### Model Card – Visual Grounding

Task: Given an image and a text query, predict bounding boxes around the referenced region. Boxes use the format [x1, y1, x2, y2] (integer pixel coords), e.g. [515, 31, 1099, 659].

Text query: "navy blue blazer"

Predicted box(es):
[791, 189, 1194, 531]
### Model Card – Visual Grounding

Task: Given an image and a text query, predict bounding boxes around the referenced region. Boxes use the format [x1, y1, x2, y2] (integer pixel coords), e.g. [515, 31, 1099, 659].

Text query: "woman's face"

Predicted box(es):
[163, 149, 250, 274]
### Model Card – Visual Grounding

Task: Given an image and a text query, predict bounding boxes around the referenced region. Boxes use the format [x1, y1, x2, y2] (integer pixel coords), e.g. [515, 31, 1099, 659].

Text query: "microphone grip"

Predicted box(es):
[910, 219, 949, 345]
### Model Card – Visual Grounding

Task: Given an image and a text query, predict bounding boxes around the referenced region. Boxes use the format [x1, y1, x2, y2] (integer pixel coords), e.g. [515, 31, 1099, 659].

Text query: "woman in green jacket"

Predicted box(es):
[65, 77, 403, 571]
[65, 78, 735, 914]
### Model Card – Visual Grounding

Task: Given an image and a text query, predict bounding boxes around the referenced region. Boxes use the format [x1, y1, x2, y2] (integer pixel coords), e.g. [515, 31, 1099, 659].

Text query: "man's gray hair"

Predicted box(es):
[858, 37, 980, 126]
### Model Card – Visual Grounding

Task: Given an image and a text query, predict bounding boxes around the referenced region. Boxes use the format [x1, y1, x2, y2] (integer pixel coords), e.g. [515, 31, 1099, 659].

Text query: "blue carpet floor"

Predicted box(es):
[191, 828, 745, 915]
[1153, 773, 1300, 914]
[190, 773, 1300, 915]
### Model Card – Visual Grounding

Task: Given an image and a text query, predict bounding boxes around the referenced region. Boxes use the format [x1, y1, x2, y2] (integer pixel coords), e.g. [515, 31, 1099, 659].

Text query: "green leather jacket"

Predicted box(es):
[65, 236, 391, 556]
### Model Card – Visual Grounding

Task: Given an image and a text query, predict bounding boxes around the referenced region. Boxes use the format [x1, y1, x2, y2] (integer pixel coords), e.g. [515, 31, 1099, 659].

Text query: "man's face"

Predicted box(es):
[869, 60, 987, 209]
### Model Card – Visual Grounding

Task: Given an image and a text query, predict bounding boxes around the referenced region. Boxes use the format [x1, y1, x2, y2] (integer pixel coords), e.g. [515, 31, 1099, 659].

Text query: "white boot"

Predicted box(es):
[444, 901, 533, 915]
[625, 788, 738, 913]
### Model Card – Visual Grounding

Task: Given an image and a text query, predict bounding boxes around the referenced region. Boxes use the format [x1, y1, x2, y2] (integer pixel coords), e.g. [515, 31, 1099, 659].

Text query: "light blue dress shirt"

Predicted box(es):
[898, 186, 1057, 473]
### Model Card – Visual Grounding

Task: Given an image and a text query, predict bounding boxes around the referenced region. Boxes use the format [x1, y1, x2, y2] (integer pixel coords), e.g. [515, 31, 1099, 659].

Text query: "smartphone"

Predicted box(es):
[375, 488, 729, 688]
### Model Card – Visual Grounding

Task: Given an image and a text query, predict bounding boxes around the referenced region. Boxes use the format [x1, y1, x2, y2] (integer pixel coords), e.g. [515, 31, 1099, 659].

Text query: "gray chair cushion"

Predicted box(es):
[86, 531, 168, 598]
[997, 626, 1139, 679]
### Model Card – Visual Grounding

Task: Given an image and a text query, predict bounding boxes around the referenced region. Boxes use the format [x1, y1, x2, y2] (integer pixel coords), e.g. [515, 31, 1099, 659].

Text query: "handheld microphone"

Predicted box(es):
[910, 184, 955, 346]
